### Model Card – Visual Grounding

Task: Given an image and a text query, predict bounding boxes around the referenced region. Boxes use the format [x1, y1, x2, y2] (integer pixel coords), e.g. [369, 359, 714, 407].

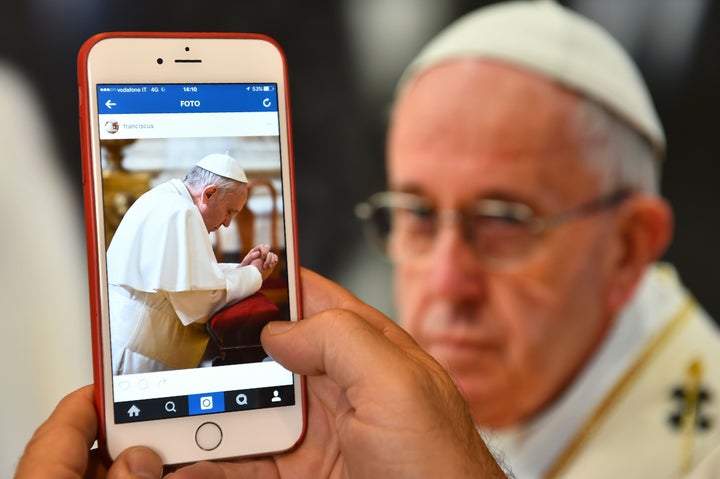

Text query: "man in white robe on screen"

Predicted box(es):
[107, 153, 278, 375]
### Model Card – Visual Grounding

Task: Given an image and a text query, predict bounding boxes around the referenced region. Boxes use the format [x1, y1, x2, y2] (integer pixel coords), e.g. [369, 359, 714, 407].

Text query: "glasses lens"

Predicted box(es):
[368, 204, 393, 246]
[356, 192, 539, 269]
[356, 192, 437, 261]
[465, 214, 535, 265]
[355, 198, 392, 254]
[388, 205, 439, 262]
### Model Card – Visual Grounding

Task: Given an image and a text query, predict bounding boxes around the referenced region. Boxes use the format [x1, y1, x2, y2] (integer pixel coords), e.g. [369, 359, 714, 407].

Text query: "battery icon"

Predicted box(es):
[262, 86, 271, 91]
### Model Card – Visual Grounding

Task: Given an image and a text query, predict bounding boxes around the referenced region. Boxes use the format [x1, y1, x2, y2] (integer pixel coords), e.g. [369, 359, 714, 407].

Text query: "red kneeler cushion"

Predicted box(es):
[208, 292, 282, 349]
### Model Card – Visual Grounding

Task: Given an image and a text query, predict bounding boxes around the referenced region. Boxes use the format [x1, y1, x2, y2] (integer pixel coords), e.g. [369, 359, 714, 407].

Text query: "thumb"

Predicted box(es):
[260, 310, 415, 393]
[107, 446, 164, 479]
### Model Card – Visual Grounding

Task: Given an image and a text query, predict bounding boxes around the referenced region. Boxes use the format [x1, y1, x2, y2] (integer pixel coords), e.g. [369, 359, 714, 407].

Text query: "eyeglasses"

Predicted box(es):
[354, 189, 632, 271]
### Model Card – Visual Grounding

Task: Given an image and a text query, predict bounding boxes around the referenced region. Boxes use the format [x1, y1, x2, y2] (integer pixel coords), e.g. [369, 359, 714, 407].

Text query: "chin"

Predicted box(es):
[440, 362, 523, 428]
[463, 383, 523, 428]
[428, 344, 503, 377]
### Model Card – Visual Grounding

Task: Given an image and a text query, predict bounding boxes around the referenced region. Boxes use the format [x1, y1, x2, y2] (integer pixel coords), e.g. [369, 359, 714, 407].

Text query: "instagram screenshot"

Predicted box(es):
[96, 83, 296, 424]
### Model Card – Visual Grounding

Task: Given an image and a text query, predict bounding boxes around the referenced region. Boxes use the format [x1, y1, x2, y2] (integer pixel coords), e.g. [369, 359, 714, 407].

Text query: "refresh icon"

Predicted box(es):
[262, 98, 272, 108]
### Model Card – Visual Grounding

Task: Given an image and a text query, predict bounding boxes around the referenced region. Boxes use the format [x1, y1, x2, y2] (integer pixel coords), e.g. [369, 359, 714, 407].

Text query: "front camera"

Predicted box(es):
[156, 58, 164, 65]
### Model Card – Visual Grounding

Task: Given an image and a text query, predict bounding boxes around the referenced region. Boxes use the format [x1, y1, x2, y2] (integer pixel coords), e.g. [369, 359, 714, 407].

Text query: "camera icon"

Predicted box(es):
[200, 396, 214, 410]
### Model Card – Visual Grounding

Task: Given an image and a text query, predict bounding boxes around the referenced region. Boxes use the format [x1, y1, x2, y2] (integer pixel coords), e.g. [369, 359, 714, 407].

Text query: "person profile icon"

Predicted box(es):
[271, 390, 282, 403]
[104, 120, 119, 134]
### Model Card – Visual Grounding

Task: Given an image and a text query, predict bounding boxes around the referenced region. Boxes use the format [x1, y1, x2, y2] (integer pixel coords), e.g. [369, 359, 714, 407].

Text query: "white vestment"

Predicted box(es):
[107, 179, 261, 375]
[488, 264, 720, 479]
[687, 442, 720, 479]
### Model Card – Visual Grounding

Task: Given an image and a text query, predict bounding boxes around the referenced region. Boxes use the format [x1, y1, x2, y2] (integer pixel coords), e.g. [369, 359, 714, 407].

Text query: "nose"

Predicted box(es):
[424, 222, 488, 301]
[222, 215, 234, 228]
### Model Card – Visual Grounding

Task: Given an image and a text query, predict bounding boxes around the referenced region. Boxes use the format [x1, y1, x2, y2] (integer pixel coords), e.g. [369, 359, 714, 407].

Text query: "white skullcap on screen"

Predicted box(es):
[196, 152, 248, 183]
[399, 0, 665, 156]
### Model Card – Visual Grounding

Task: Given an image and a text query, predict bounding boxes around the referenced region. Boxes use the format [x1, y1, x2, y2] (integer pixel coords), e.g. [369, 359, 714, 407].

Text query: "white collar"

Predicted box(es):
[168, 178, 193, 201]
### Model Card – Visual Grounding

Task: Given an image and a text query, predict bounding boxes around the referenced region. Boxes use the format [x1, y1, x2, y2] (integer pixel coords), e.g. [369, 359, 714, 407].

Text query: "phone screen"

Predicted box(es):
[94, 82, 297, 425]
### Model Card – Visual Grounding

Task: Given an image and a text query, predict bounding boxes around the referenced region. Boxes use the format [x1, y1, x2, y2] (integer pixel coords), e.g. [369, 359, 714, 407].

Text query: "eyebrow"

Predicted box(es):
[391, 184, 536, 208]
[391, 184, 427, 197]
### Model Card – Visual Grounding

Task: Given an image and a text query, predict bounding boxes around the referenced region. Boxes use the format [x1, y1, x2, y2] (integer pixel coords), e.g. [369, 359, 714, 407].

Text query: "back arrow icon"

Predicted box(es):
[105, 99, 117, 109]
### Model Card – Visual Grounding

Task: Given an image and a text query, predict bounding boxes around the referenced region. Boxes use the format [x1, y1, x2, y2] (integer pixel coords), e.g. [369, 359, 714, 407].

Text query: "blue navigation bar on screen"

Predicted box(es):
[97, 83, 278, 114]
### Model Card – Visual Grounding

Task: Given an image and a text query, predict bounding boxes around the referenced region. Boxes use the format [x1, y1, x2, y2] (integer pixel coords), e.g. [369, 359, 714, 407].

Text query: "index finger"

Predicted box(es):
[299, 268, 391, 328]
[298, 268, 421, 352]
[264, 252, 278, 269]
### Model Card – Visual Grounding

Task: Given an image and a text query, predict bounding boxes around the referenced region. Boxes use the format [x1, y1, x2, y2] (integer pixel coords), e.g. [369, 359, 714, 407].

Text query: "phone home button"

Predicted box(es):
[195, 422, 223, 451]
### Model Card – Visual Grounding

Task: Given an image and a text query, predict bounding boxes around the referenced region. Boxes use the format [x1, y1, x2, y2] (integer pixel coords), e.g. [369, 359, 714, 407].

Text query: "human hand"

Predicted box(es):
[239, 246, 263, 267]
[242, 243, 279, 280]
[166, 268, 506, 479]
[14, 385, 163, 479]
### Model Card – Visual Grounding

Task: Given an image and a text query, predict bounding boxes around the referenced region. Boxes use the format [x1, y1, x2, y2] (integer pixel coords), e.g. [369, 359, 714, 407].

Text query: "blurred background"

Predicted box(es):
[1, 0, 719, 474]
[3, 0, 720, 314]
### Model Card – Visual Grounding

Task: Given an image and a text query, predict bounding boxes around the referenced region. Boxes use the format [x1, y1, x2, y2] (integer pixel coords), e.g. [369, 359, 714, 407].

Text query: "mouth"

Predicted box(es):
[426, 334, 500, 360]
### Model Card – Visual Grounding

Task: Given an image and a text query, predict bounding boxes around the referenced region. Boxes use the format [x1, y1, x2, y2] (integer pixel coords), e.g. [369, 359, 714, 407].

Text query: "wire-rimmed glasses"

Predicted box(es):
[355, 190, 632, 270]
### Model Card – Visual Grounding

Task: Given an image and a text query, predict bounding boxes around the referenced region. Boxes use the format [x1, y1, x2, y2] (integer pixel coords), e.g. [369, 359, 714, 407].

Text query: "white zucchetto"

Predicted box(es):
[196, 152, 248, 183]
[398, 0, 665, 156]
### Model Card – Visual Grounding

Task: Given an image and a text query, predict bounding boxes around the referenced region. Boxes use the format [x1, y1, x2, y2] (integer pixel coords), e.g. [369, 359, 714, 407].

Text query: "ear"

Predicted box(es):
[605, 194, 673, 313]
[201, 184, 219, 203]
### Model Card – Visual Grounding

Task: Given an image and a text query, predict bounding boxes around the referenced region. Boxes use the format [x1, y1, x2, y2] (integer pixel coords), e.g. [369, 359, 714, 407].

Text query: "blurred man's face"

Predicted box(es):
[387, 60, 621, 428]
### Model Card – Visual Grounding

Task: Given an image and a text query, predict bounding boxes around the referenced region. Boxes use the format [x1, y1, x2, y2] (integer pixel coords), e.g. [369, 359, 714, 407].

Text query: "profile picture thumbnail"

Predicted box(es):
[104, 120, 119, 134]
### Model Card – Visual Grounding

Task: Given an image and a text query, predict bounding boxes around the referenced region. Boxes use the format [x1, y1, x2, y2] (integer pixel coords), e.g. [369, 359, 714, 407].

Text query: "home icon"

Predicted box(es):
[127, 405, 141, 418]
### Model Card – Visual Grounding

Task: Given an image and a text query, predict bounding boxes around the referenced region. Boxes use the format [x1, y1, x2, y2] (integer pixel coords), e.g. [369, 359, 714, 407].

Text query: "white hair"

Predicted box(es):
[571, 97, 661, 194]
[183, 165, 240, 196]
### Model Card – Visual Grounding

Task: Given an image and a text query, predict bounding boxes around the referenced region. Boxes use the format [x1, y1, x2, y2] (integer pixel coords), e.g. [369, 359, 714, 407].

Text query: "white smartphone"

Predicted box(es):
[78, 32, 305, 466]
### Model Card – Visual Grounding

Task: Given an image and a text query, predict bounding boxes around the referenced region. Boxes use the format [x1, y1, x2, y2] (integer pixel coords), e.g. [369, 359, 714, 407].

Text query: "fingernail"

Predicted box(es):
[266, 320, 296, 335]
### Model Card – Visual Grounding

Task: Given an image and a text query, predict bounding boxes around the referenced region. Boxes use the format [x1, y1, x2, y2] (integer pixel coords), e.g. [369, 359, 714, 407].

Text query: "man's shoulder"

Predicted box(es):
[650, 262, 719, 337]
[549, 266, 720, 478]
[133, 180, 196, 215]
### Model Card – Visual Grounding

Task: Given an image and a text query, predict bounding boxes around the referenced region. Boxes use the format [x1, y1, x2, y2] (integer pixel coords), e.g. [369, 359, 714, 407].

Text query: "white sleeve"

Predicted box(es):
[166, 265, 263, 326]
[221, 264, 263, 303]
[166, 289, 226, 326]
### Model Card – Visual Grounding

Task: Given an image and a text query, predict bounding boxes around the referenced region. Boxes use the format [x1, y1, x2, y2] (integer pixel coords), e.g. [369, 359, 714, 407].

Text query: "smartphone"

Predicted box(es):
[78, 32, 305, 465]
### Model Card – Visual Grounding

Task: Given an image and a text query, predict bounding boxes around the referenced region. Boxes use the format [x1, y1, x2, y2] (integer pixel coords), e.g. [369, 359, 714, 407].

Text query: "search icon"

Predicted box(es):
[165, 401, 177, 413]
[236, 394, 248, 406]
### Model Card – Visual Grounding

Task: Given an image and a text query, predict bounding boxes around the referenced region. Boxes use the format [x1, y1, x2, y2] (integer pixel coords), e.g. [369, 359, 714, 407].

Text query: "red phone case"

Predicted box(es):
[77, 32, 306, 464]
